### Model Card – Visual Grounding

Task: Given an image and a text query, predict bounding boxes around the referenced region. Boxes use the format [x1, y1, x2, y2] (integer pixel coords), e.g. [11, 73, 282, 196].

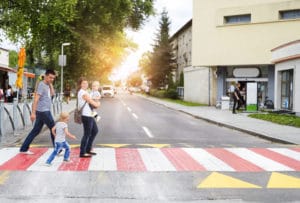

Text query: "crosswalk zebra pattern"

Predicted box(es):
[0, 147, 299, 172]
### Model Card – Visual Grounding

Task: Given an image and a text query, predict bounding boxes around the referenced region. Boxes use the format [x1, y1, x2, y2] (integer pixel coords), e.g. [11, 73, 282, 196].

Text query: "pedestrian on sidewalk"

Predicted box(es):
[20, 69, 56, 154]
[46, 112, 77, 165]
[77, 77, 100, 158]
[232, 82, 242, 114]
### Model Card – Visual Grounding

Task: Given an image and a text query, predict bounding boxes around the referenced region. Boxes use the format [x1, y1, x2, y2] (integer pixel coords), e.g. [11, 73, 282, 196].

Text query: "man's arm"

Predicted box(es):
[49, 83, 55, 96]
[31, 94, 40, 121]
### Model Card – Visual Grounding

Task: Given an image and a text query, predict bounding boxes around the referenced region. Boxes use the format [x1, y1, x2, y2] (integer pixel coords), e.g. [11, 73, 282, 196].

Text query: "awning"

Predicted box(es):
[24, 72, 35, 78]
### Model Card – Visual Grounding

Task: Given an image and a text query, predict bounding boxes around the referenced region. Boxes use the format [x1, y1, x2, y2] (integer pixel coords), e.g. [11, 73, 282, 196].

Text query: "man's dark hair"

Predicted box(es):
[45, 69, 56, 76]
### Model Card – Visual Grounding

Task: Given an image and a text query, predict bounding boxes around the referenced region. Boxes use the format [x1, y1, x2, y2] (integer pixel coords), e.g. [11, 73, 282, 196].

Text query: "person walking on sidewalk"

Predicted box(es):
[20, 69, 56, 154]
[46, 112, 77, 165]
[77, 77, 100, 158]
[232, 82, 242, 114]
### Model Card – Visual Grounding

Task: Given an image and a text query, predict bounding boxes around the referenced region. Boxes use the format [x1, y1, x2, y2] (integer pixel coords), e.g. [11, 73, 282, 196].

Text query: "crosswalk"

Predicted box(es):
[0, 147, 299, 172]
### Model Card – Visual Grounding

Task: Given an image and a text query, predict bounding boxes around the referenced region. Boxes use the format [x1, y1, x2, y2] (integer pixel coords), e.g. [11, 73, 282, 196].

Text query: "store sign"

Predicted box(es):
[233, 68, 260, 78]
[246, 82, 258, 111]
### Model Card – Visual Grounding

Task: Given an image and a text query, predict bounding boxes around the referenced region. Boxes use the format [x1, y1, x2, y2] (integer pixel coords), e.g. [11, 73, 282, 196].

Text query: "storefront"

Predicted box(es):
[217, 65, 275, 110]
[272, 40, 300, 116]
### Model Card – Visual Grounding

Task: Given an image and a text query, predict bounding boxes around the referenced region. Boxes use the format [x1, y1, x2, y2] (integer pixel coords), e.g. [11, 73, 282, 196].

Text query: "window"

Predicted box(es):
[280, 9, 300, 20]
[224, 14, 251, 24]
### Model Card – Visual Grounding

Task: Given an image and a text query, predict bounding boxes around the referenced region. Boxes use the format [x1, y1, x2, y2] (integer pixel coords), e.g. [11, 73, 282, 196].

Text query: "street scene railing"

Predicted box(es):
[0, 93, 63, 138]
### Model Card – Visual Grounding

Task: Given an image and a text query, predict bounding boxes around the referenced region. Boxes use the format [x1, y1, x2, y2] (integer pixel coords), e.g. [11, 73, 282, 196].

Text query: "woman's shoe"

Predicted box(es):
[87, 151, 97, 155]
[79, 153, 92, 158]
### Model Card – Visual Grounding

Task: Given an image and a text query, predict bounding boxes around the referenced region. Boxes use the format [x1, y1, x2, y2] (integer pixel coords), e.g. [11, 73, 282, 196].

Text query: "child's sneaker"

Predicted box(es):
[63, 159, 72, 163]
[45, 163, 52, 167]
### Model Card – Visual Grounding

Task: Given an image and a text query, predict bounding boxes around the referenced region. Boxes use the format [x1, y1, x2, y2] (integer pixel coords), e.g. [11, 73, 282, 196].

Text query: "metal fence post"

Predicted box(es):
[0, 99, 3, 138]
[13, 98, 18, 135]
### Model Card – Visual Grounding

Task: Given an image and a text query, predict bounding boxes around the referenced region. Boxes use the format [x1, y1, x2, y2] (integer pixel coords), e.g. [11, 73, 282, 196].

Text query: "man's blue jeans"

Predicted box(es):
[80, 116, 98, 156]
[20, 111, 55, 152]
[46, 141, 70, 164]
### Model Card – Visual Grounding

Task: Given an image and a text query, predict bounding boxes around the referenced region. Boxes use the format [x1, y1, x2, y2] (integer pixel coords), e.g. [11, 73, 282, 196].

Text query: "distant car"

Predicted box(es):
[101, 85, 115, 97]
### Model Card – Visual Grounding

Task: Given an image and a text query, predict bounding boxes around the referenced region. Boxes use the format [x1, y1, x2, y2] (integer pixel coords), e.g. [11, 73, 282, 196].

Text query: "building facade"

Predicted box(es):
[170, 19, 192, 83]
[187, 0, 300, 114]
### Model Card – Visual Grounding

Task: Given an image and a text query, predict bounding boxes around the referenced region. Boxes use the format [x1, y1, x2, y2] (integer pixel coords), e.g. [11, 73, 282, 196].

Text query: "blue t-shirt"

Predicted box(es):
[36, 81, 52, 112]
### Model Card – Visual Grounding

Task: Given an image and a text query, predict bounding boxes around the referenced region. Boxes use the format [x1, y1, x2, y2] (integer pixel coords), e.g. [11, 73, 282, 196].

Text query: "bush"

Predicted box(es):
[150, 89, 166, 98]
[165, 89, 178, 99]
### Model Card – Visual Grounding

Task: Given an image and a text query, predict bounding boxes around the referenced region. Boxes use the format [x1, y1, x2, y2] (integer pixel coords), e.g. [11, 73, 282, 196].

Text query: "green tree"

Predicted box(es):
[0, 0, 154, 86]
[9, 50, 18, 68]
[149, 9, 175, 88]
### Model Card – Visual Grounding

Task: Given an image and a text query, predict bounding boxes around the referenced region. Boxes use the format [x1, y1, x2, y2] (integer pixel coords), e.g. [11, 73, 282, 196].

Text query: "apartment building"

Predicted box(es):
[187, 0, 300, 115]
[170, 19, 192, 83]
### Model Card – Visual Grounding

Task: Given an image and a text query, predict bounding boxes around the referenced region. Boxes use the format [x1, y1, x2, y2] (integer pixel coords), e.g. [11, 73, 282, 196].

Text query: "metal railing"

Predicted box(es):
[0, 93, 63, 139]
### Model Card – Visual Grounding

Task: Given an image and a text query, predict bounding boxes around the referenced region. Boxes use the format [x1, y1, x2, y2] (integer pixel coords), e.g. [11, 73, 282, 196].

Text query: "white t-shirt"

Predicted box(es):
[78, 89, 92, 117]
[55, 122, 68, 142]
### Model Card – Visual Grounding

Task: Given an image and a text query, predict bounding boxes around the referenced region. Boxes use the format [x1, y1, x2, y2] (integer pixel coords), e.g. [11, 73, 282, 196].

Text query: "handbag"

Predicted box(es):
[74, 98, 87, 124]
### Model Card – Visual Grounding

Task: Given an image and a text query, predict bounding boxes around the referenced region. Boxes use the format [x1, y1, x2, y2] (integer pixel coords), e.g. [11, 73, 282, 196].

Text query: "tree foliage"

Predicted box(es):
[0, 0, 154, 86]
[143, 9, 175, 88]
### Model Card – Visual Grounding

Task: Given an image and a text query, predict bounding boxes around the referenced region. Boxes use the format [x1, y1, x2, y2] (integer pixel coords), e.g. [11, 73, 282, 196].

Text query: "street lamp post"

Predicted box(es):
[61, 42, 71, 94]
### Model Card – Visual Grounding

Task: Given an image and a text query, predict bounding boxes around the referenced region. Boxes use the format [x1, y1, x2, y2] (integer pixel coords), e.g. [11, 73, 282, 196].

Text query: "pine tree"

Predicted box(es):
[150, 9, 176, 88]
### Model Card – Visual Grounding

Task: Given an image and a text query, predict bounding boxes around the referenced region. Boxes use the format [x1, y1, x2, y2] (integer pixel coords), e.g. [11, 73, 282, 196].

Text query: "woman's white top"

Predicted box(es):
[78, 89, 92, 117]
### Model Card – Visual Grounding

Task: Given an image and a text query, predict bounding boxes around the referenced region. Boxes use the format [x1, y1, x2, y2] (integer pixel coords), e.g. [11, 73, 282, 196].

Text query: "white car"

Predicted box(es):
[101, 85, 115, 97]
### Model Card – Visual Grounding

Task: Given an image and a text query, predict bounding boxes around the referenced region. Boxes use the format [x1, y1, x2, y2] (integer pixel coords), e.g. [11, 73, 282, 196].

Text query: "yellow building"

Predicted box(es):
[187, 0, 300, 114]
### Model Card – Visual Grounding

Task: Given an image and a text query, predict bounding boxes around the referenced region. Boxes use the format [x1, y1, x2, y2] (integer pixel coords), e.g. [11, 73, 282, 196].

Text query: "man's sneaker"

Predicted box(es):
[20, 151, 34, 155]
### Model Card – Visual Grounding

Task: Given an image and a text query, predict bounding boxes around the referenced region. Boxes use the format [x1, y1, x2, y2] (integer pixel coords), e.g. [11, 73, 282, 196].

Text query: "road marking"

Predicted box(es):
[142, 126, 154, 138]
[97, 144, 130, 148]
[267, 172, 300, 188]
[1, 147, 300, 172]
[184, 148, 235, 171]
[198, 172, 261, 188]
[0, 171, 10, 185]
[268, 148, 300, 162]
[138, 144, 170, 148]
[138, 148, 176, 171]
[89, 148, 117, 171]
[227, 148, 293, 171]
[132, 113, 138, 119]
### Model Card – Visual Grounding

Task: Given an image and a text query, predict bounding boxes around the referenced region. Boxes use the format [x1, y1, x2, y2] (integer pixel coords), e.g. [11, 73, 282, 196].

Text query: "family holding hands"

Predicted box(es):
[19, 69, 101, 166]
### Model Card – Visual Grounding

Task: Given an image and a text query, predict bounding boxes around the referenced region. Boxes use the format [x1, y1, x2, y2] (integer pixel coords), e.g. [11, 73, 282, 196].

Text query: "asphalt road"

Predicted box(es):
[0, 91, 299, 203]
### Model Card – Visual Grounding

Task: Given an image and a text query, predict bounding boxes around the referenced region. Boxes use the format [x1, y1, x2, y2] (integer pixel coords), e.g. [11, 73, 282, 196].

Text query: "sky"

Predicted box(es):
[113, 0, 193, 81]
[0, 0, 193, 80]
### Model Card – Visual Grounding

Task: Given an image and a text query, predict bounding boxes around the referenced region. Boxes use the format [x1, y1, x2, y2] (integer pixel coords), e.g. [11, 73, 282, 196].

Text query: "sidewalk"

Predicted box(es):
[0, 100, 76, 147]
[139, 95, 300, 145]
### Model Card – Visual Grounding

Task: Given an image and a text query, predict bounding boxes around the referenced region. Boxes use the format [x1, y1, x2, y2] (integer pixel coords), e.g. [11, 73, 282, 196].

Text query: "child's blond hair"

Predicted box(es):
[59, 112, 69, 121]
[92, 81, 100, 89]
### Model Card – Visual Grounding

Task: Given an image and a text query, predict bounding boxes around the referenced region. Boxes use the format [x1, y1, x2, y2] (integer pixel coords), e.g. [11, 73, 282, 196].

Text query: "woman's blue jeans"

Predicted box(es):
[80, 116, 98, 155]
[46, 141, 70, 164]
[20, 111, 55, 152]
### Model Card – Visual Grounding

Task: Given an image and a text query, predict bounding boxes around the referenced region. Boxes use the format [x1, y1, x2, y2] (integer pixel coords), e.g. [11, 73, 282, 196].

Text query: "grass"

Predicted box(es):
[248, 113, 300, 128]
[162, 98, 206, 106]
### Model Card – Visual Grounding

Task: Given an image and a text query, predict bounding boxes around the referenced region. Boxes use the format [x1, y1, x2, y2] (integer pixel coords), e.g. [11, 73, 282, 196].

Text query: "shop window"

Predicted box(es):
[280, 70, 293, 110]
[224, 14, 251, 24]
[280, 9, 300, 20]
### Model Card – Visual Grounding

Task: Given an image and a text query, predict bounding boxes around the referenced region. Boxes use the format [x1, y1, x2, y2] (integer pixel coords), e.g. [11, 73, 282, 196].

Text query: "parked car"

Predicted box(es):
[101, 85, 115, 97]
